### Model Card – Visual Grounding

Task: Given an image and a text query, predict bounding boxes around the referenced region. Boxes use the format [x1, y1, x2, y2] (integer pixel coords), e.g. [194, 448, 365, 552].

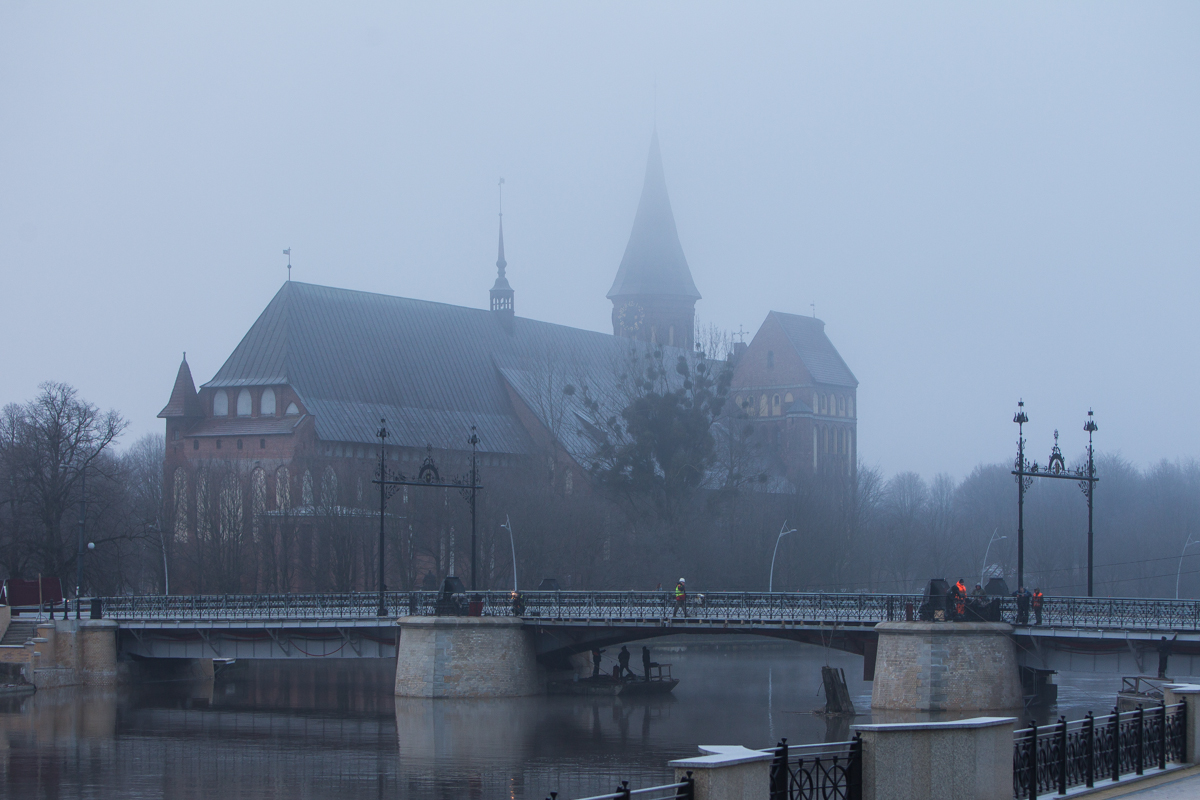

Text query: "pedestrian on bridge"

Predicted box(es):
[591, 648, 605, 678]
[1031, 589, 1044, 626]
[1014, 587, 1031, 625]
[1157, 634, 1179, 679]
[674, 579, 687, 618]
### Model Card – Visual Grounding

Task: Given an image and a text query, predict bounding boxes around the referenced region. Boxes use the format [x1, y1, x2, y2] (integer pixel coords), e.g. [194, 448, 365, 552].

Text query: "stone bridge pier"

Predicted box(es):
[394, 616, 542, 698]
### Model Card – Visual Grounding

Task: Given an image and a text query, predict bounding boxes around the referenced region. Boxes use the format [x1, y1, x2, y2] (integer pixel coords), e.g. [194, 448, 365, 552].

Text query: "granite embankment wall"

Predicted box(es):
[0, 613, 117, 688]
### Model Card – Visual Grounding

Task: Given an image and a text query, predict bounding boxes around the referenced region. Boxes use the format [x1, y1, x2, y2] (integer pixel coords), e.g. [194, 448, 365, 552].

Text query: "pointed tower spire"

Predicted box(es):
[490, 178, 515, 330]
[608, 132, 700, 349]
[158, 353, 203, 419]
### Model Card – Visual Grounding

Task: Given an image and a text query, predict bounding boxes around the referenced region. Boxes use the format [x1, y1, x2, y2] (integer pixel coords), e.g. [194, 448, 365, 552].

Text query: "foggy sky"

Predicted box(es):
[2, 2, 1197, 480]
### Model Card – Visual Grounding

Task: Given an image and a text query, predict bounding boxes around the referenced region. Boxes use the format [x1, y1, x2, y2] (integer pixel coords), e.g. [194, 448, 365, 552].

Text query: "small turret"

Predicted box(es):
[158, 353, 203, 420]
[490, 180, 514, 332]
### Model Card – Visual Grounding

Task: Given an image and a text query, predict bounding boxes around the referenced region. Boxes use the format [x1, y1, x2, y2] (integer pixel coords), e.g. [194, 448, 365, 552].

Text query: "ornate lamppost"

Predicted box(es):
[1011, 403, 1100, 596]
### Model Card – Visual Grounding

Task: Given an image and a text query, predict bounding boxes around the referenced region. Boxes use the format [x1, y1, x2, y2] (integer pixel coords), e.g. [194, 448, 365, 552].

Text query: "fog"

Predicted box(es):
[2, 3, 1198, 479]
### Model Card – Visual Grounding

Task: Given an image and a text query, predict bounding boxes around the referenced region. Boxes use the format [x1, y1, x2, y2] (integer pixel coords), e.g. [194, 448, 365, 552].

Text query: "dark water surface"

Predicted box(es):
[0, 640, 1146, 799]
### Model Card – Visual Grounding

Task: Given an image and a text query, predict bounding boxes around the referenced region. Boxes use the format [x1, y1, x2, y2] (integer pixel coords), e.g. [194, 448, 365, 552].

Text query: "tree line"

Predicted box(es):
[3, 379, 1199, 600]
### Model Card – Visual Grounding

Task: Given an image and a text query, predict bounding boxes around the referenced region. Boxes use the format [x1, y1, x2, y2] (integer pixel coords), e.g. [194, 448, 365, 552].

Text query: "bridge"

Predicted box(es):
[96, 590, 1200, 679]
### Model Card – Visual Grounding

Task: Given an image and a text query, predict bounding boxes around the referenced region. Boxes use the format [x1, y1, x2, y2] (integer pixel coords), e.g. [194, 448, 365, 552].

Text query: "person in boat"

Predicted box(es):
[951, 578, 967, 620]
[617, 646, 635, 679]
[1157, 634, 1179, 679]
[642, 646, 652, 681]
[591, 648, 605, 678]
[674, 579, 687, 617]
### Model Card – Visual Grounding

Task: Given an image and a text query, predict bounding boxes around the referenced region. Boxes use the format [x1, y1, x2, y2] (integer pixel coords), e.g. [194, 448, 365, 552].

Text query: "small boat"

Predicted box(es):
[1117, 676, 1166, 712]
[549, 663, 680, 696]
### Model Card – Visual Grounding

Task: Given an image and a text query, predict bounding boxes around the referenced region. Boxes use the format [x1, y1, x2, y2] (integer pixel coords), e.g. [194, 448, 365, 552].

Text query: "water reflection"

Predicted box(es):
[0, 640, 1141, 800]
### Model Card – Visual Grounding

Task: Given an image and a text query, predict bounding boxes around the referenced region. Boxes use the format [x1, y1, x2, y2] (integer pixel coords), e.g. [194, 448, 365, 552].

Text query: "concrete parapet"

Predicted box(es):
[853, 716, 1015, 800]
[1164, 684, 1200, 764]
[0, 604, 10, 641]
[871, 622, 1022, 711]
[394, 616, 541, 698]
[670, 746, 771, 800]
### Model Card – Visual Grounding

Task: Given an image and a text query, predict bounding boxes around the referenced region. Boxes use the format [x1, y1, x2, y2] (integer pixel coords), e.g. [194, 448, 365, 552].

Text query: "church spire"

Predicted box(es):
[608, 132, 700, 350]
[490, 178, 514, 329]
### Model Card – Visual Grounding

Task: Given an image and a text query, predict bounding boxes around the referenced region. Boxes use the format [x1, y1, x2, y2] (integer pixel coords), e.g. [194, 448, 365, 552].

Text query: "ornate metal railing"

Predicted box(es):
[94, 590, 1200, 631]
[1012, 703, 1186, 798]
[769, 737, 861, 800]
[545, 774, 694, 800]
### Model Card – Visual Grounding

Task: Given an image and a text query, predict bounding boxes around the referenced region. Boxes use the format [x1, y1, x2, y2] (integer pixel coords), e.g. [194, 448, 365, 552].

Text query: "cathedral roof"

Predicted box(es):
[201, 281, 678, 456]
[158, 355, 204, 418]
[607, 132, 701, 301]
[770, 312, 858, 388]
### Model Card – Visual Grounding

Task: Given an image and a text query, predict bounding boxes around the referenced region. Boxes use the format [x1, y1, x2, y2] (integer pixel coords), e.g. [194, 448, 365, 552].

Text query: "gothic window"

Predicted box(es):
[193, 439, 198, 450]
[302, 470, 314, 507]
[848, 396, 855, 418]
[565, 470, 573, 494]
[285, 402, 300, 416]
[219, 472, 243, 543]
[237, 389, 252, 417]
[838, 396, 846, 416]
[321, 467, 338, 508]
[767, 350, 774, 370]
[196, 469, 210, 541]
[237, 439, 243, 450]
[213, 390, 229, 416]
[251, 467, 267, 543]
[760, 395, 769, 417]
[773, 394, 781, 415]
[172, 468, 188, 543]
[784, 392, 794, 406]
[261, 388, 276, 416]
[276, 466, 290, 511]
[335, 445, 343, 457]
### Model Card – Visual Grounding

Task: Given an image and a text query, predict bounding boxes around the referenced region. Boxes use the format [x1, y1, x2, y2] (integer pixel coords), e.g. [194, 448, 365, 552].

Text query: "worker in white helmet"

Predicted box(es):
[674, 578, 687, 618]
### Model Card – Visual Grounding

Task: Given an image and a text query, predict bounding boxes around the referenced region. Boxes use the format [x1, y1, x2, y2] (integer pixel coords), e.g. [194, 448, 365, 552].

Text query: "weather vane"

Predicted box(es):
[283, 247, 291, 281]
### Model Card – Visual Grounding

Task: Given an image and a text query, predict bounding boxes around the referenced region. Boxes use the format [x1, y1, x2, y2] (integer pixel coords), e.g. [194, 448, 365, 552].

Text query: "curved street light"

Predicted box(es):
[1176, 532, 1200, 600]
[500, 515, 518, 592]
[769, 521, 797, 593]
[981, 528, 1006, 588]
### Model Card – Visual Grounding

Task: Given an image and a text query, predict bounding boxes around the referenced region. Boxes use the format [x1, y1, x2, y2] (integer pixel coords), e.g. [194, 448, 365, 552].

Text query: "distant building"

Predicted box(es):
[159, 134, 856, 560]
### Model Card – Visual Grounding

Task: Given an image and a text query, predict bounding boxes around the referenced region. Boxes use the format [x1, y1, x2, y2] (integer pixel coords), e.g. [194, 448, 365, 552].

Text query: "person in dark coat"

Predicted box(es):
[1013, 587, 1031, 625]
[591, 648, 605, 678]
[1157, 634, 1179, 679]
[642, 646, 652, 681]
[617, 645, 635, 679]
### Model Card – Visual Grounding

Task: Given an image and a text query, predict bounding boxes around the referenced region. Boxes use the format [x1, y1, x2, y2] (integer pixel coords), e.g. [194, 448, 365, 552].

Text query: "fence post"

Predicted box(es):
[617, 781, 631, 800]
[1085, 712, 1095, 788]
[1057, 716, 1068, 795]
[1160, 703, 1168, 770]
[1137, 705, 1145, 776]
[848, 733, 862, 800]
[676, 771, 694, 800]
[768, 739, 787, 800]
[1111, 708, 1121, 782]
[1027, 719, 1036, 800]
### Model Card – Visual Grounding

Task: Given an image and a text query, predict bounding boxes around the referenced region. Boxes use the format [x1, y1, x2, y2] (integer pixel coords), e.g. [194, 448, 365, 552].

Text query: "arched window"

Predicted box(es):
[824, 427, 831, 453]
[668, 325, 675, 346]
[302, 470, 314, 507]
[565, 470, 574, 494]
[760, 395, 769, 417]
[784, 392, 794, 406]
[321, 466, 337, 508]
[285, 402, 300, 416]
[276, 467, 290, 511]
[213, 390, 228, 417]
[838, 396, 846, 416]
[219, 472, 243, 543]
[261, 388, 276, 416]
[196, 469, 210, 540]
[237, 389, 252, 417]
[172, 468, 188, 543]
[772, 394, 781, 415]
[848, 396, 855, 418]
[251, 468, 267, 543]
[767, 350, 775, 370]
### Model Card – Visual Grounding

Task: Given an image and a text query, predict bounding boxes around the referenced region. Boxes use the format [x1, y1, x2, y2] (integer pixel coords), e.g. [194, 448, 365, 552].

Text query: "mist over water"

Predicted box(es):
[0, 642, 1155, 800]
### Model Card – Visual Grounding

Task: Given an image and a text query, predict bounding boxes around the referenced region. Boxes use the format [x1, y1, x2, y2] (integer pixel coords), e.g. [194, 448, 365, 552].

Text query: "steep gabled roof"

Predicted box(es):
[771, 312, 858, 388]
[607, 132, 701, 301]
[201, 281, 683, 455]
[158, 356, 204, 418]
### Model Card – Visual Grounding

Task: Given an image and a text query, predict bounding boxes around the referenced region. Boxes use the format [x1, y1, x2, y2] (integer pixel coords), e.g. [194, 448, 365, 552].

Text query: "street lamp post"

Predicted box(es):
[981, 529, 1006, 588]
[76, 466, 86, 619]
[500, 515, 517, 592]
[769, 521, 797, 593]
[1084, 410, 1099, 597]
[1013, 402, 1029, 593]
[468, 427, 479, 591]
[1176, 533, 1200, 600]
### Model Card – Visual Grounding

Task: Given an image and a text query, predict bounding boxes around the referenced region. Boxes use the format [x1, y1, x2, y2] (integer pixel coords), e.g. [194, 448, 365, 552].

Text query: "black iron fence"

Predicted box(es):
[95, 590, 1200, 631]
[769, 737, 862, 800]
[545, 774, 694, 800]
[1012, 703, 1187, 799]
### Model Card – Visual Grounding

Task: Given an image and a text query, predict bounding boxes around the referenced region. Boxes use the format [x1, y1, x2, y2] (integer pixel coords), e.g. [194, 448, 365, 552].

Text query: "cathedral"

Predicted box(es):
[159, 134, 858, 543]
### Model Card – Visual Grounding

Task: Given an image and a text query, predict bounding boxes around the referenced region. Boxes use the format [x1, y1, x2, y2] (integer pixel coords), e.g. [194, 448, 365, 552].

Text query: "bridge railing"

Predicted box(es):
[95, 590, 1200, 630]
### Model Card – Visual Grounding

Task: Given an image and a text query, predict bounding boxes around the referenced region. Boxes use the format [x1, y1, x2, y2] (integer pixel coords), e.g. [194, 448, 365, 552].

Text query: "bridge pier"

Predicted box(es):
[871, 622, 1022, 712]
[394, 616, 542, 698]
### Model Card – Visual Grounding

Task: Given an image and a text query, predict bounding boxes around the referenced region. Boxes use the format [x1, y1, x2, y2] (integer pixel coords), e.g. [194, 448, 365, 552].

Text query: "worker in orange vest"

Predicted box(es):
[952, 578, 968, 620]
[1031, 589, 1044, 626]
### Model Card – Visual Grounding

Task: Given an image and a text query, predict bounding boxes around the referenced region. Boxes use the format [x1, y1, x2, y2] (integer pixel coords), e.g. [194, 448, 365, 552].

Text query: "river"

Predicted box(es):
[0, 638, 1158, 799]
